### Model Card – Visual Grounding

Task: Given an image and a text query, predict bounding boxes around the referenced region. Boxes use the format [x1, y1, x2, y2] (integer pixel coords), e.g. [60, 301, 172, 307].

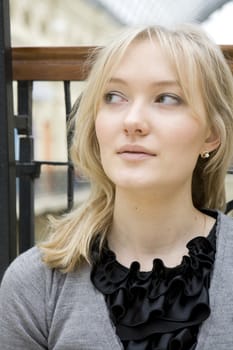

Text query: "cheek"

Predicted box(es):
[95, 112, 118, 153]
[95, 114, 116, 178]
[95, 115, 109, 147]
[165, 121, 205, 150]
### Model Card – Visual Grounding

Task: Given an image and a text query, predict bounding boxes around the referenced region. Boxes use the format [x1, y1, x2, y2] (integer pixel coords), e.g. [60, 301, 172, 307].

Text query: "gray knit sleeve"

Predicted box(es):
[0, 247, 49, 349]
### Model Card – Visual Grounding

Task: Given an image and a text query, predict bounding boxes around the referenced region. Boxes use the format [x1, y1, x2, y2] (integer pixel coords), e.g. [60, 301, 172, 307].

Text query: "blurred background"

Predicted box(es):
[9, 0, 233, 239]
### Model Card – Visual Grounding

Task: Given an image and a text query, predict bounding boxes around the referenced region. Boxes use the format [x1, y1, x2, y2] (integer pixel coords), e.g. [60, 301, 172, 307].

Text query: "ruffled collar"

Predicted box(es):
[91, 221, 216, 350]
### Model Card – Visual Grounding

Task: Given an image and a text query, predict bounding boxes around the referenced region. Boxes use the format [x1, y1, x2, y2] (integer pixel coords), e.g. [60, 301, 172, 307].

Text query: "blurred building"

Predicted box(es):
[10, 0, 122, 46]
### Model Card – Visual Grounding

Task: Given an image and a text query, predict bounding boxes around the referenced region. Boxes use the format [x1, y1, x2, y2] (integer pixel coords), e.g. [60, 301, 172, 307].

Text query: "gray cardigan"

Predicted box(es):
[0, 211, 233, 349]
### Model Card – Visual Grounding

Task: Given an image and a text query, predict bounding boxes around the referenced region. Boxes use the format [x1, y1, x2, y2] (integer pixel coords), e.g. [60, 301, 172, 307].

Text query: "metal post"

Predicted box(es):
[17, 81, 35, 252]
[64, 80, 74, 211]
[0, 0, 17, 280]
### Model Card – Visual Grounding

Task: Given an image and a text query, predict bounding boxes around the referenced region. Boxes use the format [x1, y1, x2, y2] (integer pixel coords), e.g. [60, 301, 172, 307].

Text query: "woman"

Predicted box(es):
[1, 24, 233, 350]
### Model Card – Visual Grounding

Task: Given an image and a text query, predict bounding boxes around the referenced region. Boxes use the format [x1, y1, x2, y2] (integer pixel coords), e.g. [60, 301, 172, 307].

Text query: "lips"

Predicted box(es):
[117, 144, 155, 155]
[117, 144, 156, 158]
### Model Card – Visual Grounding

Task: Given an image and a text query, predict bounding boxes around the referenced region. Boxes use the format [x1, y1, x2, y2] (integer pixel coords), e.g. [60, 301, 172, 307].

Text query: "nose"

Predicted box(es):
[123, 102, 150, 136]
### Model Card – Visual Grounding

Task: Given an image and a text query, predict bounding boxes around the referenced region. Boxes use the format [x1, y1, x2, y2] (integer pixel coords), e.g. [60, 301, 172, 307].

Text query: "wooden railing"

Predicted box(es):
[12, 46, 95, 81]
[12, 45, 233, 81]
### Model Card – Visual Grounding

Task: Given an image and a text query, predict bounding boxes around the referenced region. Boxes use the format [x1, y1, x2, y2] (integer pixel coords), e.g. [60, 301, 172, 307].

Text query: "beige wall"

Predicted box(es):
[10, 0, 122, 46]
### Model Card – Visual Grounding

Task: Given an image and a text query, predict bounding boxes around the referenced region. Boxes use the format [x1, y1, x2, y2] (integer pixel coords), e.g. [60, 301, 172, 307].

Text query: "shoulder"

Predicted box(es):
[0, 246, 67, 302]
[214, 211, 233, 265]
[217, 211, 233, 239]
[1, 246, 92, 298]
[4, 246, 45, 273]
[0, 247, 93, 348]
[0, 247, 52, 345]
[1, 246, 48, 289]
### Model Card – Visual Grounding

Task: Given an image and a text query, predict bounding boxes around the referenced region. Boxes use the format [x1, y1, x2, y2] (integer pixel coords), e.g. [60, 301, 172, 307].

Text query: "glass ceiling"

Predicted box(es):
[94, 0, 230, 26]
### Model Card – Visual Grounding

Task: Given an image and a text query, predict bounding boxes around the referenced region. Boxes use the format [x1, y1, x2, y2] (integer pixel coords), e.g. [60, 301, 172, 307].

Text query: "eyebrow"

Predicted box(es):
[108, 77, 180, 88]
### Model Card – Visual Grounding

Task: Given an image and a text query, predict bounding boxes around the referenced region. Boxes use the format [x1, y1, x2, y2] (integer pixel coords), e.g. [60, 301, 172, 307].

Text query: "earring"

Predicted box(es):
[201, 151, 210, 159]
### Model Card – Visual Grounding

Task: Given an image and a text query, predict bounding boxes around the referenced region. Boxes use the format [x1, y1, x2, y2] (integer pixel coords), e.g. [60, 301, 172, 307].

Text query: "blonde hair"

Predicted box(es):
[40, 24, 233, 272]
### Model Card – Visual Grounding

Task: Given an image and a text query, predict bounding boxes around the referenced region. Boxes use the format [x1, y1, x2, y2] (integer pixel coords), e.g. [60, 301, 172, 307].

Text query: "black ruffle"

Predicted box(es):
[91, 224, 216, 350]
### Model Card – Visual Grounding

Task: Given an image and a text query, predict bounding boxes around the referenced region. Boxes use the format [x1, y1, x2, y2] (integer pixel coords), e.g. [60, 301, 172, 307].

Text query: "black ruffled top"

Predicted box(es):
[91, 222, 216, 350]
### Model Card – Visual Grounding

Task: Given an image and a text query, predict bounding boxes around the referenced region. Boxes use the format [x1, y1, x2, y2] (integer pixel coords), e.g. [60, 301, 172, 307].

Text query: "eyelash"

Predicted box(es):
[155, 93, 183, 105]
[103, 92, 126, 104]
[103, 91, 183, 106]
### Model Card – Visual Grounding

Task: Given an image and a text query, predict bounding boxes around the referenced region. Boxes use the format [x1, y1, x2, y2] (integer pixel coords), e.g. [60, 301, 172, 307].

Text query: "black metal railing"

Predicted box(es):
[14, 80, 74, 253]
[15, 80, 74, 253]
[0, 0, 17, 280]
[10, 48, 95, 267]
[0, 38, 95, 280]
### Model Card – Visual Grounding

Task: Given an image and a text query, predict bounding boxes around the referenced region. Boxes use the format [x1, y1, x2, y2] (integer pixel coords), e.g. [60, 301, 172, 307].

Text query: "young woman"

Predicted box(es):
[1, 24, 233, 350]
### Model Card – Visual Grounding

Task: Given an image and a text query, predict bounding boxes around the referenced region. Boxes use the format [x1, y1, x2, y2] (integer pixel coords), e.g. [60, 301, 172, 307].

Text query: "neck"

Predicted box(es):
[108, 187, 210, 269]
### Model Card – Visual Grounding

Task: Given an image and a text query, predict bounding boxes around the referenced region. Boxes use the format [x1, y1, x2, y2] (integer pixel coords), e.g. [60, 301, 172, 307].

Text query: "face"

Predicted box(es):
[95, 39, 216, 195]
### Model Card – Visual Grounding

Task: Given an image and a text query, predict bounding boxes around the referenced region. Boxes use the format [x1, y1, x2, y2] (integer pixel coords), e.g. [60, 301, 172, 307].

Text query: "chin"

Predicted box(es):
[104, 169, 162, 190]
[114, 178, 157, 191]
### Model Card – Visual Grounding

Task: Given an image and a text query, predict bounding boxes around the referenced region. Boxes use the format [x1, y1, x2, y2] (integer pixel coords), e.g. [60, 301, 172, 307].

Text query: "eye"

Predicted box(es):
[104, 92, 127, 104]
[155, 94, 182, 105]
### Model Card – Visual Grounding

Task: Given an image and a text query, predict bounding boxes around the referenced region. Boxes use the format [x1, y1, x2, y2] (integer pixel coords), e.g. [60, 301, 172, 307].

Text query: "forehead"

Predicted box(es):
[107, 39, 178, 85]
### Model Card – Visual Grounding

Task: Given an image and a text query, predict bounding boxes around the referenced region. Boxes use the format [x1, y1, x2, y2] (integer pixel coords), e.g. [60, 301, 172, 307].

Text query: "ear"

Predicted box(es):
[202, 127, 221, 154]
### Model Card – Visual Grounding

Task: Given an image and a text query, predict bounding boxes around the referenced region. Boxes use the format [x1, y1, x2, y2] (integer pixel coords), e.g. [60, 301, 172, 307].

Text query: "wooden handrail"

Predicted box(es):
[12, 45, 233, 81]
[12, 47, 96, 81]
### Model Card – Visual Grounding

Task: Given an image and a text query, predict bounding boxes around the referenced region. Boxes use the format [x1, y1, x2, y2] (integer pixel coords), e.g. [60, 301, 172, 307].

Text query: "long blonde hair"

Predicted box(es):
[40, 24, 233, 272]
